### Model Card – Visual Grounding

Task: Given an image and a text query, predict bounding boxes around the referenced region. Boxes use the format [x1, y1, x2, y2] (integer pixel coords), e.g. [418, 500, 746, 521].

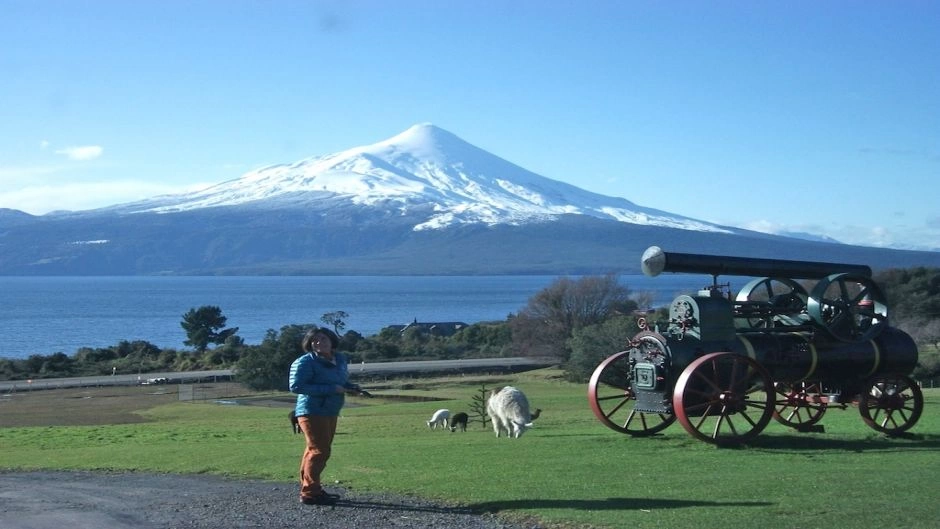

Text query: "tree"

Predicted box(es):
[180, 305, 239, 353]
[565, 315, 639, 382]
[321, 311, 349, 335]
[510, 274, 637, 361]
[236, 324, 309, 391]
[203, 334, 245, 366]
[40, 352, 73, 376]
[0, 358, 20, 379]
[876, 267, 940, 323]
[340, 330, 364, 361]
[900, 316, 940, 351]
[468, 384, 492, 429]
[451, 322, 512, 357]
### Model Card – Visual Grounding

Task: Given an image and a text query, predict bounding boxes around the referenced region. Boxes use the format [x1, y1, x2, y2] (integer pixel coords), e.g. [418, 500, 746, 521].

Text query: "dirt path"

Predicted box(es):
[0, 470, 535, 529]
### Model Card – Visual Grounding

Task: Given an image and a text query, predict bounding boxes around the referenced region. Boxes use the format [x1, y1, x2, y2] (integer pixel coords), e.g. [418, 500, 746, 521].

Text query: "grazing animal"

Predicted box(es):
[486, 386, 534, 439]
[426, 408, 450, 429]
[449, 412, 469, 432]
[289, 409, 300, 434]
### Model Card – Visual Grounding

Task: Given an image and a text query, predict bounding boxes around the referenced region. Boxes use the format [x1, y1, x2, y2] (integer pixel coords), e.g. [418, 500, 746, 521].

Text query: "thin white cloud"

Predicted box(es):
[55, 145, 104, 161]
[0, 180, 214, 215]
[0, 164, 69, 183]
[740, 219, 782, 235]
[40, 140, 50, 150]
[736, 219, 939, 252]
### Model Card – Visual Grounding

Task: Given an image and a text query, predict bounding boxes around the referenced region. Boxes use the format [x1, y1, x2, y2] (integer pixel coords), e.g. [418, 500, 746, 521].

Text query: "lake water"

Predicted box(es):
[0, 274, 741, 359]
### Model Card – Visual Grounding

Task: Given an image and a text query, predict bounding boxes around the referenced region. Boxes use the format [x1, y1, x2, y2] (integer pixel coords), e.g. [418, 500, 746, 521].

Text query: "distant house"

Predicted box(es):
[391, 318, 470, 337]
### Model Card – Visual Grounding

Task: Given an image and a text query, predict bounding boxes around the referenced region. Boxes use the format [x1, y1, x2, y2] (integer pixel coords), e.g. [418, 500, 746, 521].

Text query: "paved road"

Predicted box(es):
[0, 357, 554, 392]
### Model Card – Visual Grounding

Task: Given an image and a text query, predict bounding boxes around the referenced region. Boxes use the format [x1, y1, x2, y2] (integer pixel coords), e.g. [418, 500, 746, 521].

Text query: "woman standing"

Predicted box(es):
[288, 327, 366, 505]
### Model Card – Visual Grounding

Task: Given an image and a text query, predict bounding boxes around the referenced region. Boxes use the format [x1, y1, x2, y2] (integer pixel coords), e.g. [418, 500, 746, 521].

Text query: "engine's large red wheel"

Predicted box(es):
[588, 350, 675, 436]
[672, 352, 774, 446]
[858, 375, 923, 435]
[773, 381, 827, 430]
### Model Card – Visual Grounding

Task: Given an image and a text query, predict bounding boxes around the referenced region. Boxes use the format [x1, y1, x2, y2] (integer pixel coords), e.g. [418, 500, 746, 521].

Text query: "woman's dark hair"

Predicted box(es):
[302, 327, 340, 352]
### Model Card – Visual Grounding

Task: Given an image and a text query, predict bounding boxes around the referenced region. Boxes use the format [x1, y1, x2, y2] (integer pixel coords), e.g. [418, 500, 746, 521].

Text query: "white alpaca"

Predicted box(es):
[426, 408, 450, 429]
[486, 386, 533, 439]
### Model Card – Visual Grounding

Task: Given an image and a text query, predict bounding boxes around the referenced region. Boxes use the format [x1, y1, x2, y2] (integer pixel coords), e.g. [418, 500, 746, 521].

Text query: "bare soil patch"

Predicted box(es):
[0, 372, 525, 428]
[0, 382, 252, 428]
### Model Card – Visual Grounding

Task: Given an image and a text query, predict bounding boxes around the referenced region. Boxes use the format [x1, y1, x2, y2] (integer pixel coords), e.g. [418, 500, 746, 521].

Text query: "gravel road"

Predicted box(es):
[0, 471, 540, 529]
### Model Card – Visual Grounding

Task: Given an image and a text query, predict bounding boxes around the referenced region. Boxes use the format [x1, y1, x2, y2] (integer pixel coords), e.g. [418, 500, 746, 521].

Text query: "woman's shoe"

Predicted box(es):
[300, 492, 338, 505]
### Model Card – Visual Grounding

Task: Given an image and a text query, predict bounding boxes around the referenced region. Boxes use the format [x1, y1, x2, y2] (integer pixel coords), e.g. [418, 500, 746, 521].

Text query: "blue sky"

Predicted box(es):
[2, 1, 938, 250]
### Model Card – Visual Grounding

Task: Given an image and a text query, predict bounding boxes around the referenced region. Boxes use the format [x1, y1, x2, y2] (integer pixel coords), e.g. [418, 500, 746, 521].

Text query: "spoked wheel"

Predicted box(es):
[736, 277, 808, 328]
[588, 350, 675, 436]
[807, 273, 888, 342]
[773, 381, 827, 430]
[858, 375, 923, 435]
[673, 352, 774, 446]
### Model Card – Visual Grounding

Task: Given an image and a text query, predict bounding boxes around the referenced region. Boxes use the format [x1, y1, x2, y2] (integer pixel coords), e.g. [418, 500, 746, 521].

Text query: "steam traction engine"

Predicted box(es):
[587, 246, 924, 446]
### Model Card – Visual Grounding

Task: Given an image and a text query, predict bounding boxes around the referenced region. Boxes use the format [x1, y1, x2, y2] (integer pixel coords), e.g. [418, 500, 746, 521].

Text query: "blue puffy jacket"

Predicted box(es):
[289, 352, 359, 417]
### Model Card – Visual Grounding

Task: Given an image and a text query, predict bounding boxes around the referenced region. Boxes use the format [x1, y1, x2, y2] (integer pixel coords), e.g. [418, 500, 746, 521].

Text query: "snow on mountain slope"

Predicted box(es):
[122, 123, 733, 234]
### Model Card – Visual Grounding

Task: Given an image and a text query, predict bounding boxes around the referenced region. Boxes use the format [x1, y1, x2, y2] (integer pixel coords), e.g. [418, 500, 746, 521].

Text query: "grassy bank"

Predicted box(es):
[1, 370, 938, 529]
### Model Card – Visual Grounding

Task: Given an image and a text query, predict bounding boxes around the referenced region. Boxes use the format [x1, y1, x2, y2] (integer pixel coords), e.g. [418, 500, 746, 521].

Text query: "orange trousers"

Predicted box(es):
[297, 415, 338, 499]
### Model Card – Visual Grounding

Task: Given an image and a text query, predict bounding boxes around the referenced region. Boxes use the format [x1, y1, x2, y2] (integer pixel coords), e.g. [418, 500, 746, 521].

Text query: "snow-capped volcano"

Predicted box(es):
[6, 123, 940, 276]
[126, 123, 732, 234]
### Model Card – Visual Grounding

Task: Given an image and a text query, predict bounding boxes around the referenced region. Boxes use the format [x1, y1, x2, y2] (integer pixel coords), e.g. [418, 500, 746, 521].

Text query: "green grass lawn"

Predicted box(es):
[2, 369, 939, 529]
